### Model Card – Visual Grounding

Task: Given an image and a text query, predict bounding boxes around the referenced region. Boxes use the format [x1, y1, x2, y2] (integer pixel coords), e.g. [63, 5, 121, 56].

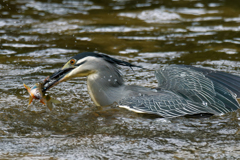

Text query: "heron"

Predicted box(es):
[42, 52, 240, 118]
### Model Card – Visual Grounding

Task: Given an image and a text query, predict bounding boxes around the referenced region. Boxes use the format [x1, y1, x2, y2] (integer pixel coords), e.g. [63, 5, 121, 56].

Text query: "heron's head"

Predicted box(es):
[43, 52, 141, 92]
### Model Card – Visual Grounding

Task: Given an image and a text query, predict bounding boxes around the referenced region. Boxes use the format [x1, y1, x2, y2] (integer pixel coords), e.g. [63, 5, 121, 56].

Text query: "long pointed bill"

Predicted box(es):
[42, 67, 74, 92]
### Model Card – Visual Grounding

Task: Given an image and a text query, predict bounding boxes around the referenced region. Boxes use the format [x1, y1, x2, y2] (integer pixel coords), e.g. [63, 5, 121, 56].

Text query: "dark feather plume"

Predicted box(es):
[72, 52, 142, 68]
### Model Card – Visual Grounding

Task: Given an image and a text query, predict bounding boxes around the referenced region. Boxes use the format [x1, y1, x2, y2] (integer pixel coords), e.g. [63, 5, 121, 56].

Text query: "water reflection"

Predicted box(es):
[1, 0, 240, 159]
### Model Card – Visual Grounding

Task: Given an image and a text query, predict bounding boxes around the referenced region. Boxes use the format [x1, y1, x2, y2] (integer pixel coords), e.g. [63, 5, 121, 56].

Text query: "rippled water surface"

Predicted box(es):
[1, 0, 240, 159]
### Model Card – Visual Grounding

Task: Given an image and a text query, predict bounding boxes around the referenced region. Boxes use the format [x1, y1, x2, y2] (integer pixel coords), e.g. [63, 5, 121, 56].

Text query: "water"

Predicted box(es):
[1, 0, 240, 159]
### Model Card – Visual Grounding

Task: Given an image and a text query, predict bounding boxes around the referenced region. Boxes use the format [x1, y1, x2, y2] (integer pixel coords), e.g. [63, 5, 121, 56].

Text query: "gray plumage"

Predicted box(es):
[45, 52, 240, 118]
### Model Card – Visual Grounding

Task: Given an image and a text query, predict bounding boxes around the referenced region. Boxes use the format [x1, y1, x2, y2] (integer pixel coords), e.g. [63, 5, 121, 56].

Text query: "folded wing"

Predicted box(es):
[119, 90, 217, 118]
[155, 65, 240, 114]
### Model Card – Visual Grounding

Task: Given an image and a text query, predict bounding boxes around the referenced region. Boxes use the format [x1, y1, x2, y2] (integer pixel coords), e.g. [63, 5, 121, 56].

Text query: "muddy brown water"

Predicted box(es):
[1, 0, 240, 159]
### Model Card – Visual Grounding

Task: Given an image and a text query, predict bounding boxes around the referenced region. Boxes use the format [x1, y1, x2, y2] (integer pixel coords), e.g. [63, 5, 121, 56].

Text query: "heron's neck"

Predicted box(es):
[87, 70, 125, 106]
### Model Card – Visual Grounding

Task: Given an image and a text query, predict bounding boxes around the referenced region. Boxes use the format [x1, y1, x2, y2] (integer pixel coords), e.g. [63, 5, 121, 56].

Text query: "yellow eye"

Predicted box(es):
[70, 59, 76, 65]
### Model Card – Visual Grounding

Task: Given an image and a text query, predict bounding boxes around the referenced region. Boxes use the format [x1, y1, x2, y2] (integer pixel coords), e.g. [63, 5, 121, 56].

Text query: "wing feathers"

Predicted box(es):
[119, 65, 240, 118]
[154, 65, 240, 115]
[119, 91, 217, 118]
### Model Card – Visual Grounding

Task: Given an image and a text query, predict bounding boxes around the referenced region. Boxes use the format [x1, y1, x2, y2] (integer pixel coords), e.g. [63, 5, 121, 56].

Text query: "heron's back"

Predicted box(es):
[155, 65, 240, 114]
[118, 65, 240, 118]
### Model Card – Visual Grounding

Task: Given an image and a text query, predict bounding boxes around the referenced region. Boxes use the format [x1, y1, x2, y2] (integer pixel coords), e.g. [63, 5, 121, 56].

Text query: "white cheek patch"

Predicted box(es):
[68, 56, 100, 78]
[76, 56, 99, 65]
[68, 67, 80, 77]
[88, 72, 99, 81]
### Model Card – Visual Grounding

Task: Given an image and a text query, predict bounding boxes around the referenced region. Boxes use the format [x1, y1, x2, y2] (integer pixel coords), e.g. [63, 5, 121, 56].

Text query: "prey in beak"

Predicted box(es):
[23, 80, 60, 110]
[42, 67, 74, 93]
[42, 56, 86, 92]
[42, 52, 140, 93]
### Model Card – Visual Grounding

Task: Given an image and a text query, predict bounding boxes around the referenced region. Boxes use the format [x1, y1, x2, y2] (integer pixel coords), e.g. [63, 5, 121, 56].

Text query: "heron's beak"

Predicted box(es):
[42, 67, 75, 92]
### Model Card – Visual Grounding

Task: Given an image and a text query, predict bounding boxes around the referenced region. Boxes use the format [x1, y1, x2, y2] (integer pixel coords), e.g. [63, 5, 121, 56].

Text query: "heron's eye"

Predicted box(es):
[70, 59, 76, 65]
